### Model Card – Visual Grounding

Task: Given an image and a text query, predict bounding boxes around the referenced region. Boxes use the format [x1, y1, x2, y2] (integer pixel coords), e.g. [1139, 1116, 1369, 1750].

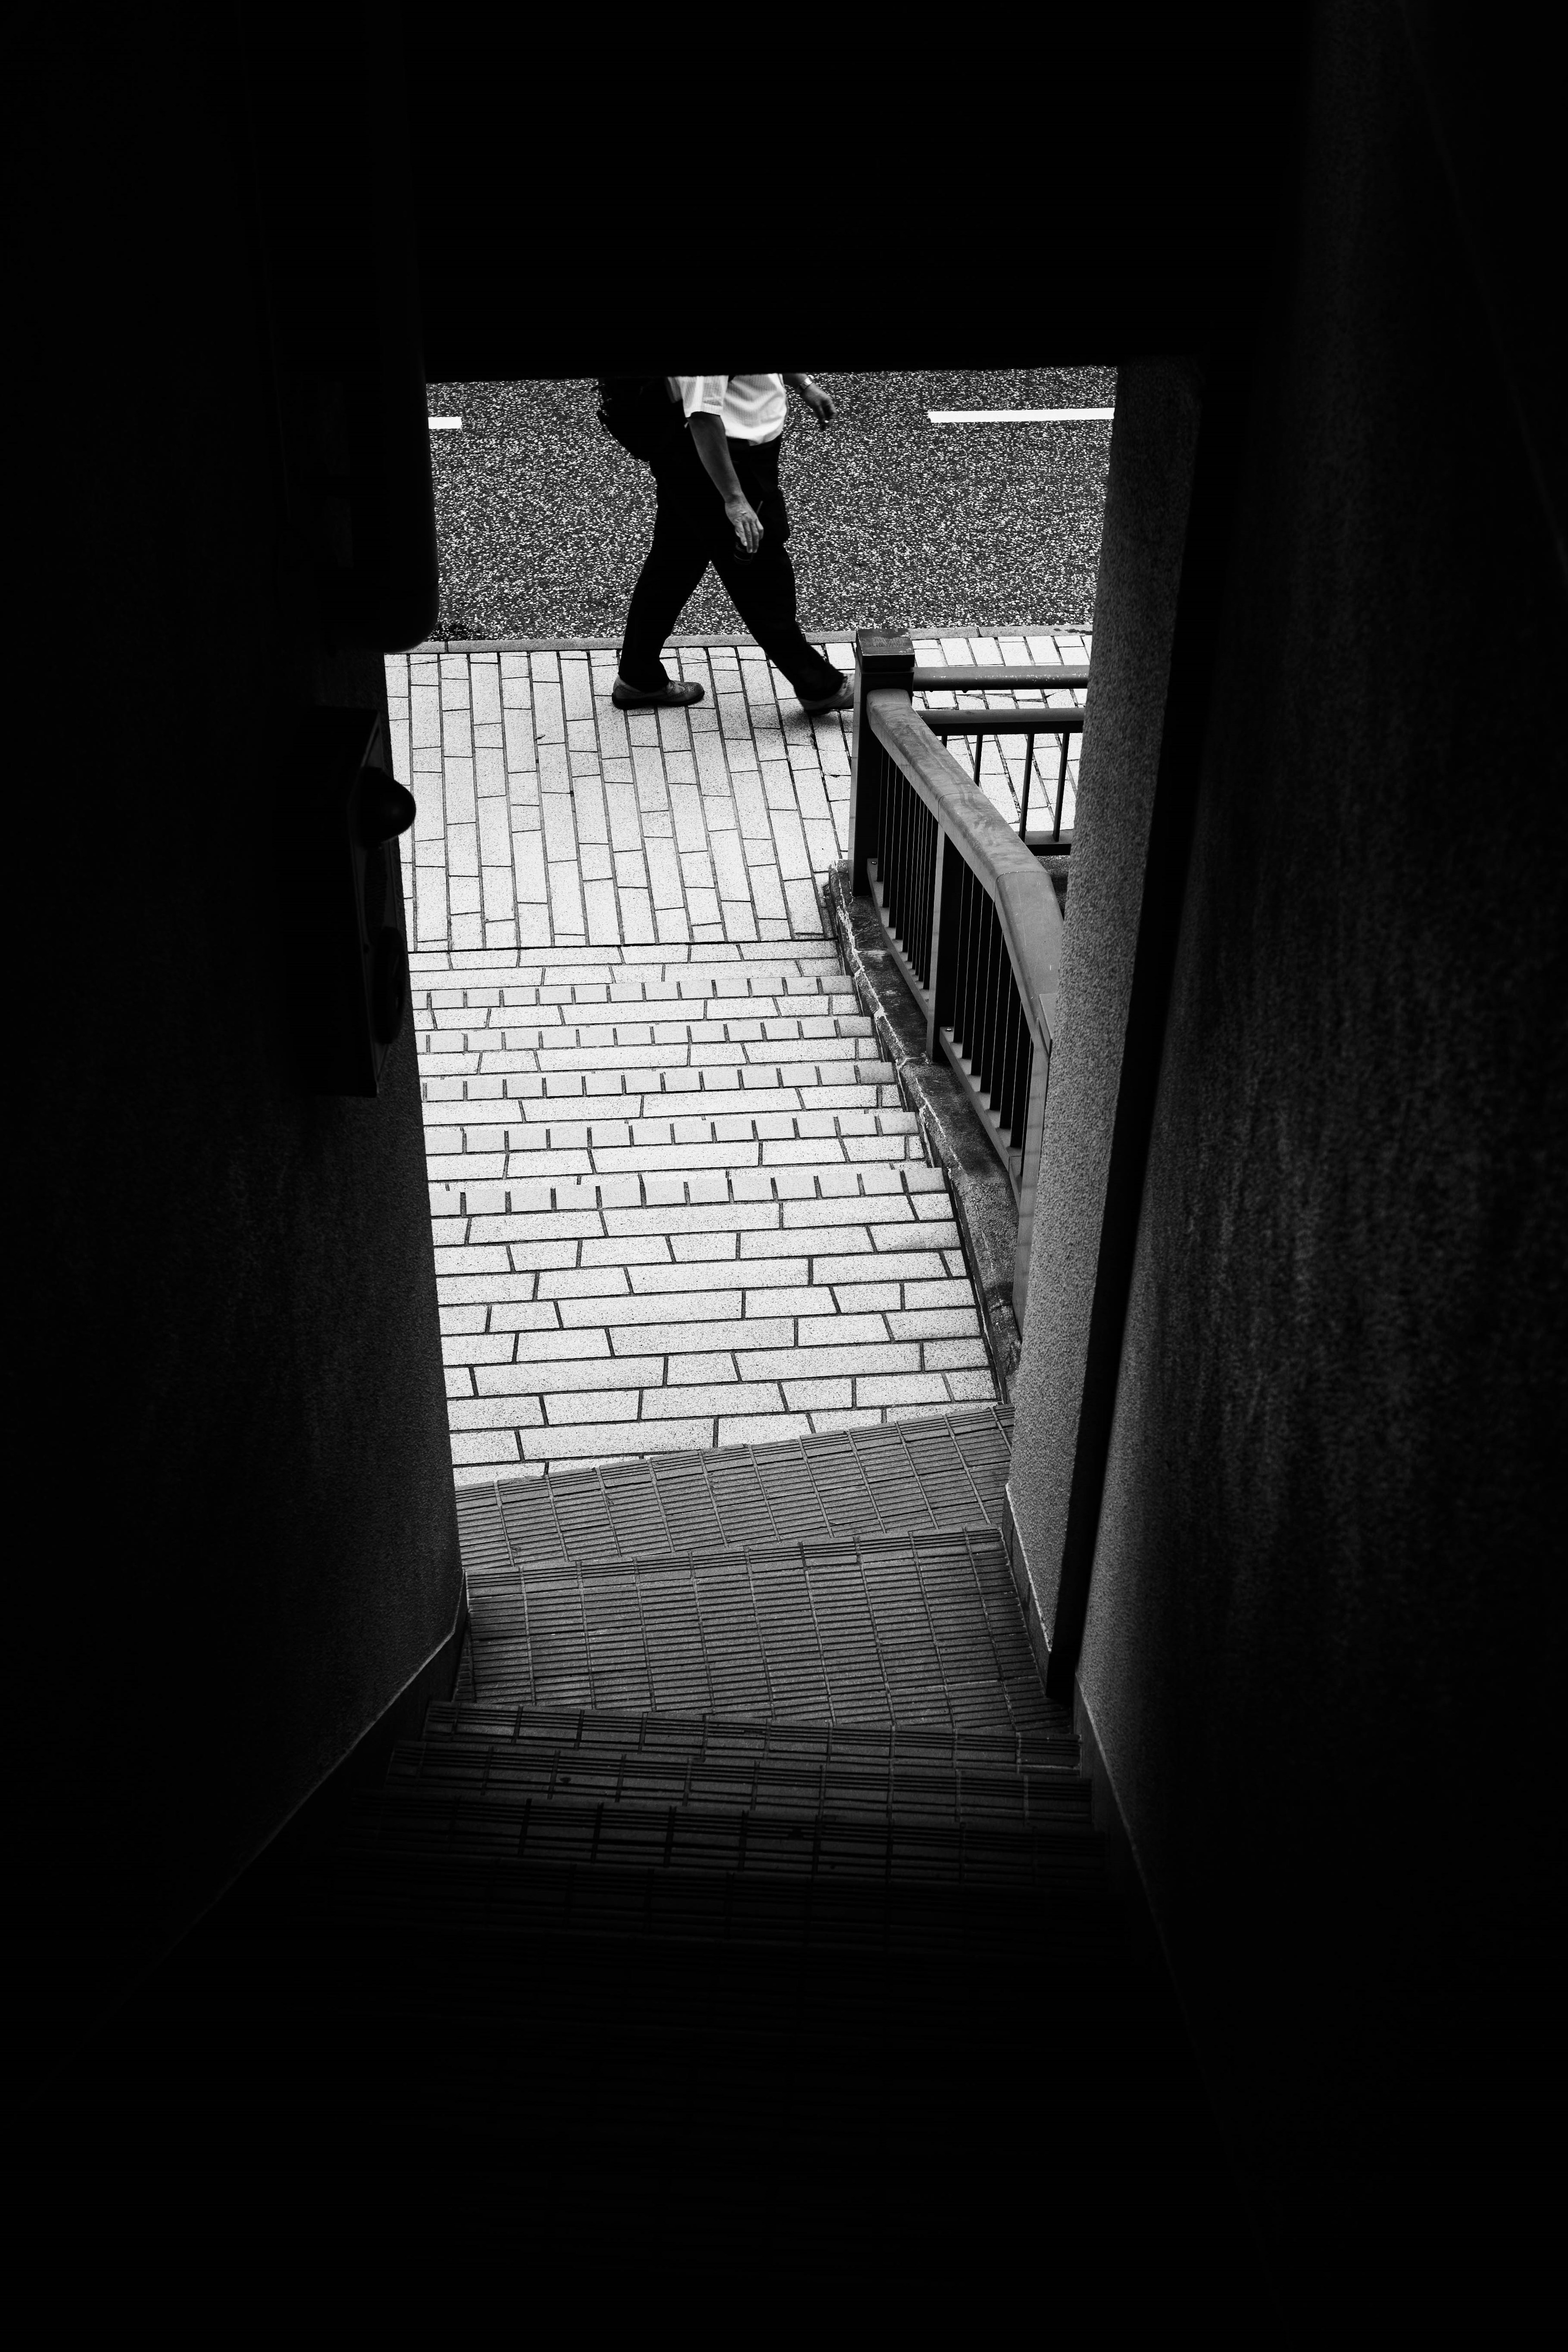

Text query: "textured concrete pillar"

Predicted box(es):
[1005, 360, 1202, 1638]
[1010, 4, 1566, 2315]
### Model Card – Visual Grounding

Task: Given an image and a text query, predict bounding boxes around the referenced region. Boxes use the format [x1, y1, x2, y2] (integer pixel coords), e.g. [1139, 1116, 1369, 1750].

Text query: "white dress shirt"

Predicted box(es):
[676, 374, 788, 444]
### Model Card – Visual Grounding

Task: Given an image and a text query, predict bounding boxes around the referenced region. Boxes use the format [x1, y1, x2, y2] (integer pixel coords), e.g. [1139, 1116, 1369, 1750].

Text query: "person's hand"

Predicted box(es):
[726, 494, 764, 556]
[802, 381, 836, 431]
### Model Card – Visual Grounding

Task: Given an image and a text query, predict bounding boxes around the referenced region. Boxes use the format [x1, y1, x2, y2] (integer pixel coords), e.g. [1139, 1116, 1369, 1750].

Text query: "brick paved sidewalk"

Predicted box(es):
[387, 632, 1090, 1483]
[386, 631, 1089, 958]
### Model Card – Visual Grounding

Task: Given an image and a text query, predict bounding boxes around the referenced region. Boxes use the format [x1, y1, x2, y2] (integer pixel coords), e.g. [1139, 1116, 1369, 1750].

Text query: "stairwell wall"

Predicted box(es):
[1013, 0, 1566, 2308]
[14, 14, 461, 2014]
[1005, 361, 1203, 1630]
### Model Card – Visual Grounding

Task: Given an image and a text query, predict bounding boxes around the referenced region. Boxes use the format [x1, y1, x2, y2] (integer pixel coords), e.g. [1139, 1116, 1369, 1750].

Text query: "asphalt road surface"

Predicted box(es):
[425, 369, 1115, 641]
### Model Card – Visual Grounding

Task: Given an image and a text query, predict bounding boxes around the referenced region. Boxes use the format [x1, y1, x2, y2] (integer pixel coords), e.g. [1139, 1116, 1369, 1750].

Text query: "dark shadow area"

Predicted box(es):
[12, 2, 1559, 2328]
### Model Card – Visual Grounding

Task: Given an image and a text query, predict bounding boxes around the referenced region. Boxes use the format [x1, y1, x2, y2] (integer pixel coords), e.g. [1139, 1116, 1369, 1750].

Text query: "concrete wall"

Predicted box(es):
[1009, 2, 1565, 2303]
[15, 14, 460, 2007]
[1007, 360, 1201, 1626]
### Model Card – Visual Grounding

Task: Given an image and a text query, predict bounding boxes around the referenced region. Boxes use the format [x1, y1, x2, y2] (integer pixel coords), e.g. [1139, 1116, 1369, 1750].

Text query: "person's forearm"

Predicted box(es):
[784, 373, 834, 429]
[689, 412, 745, 503]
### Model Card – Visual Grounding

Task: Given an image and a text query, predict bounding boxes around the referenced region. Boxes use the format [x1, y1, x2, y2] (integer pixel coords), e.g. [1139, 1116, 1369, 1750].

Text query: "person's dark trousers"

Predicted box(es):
[619, 430, 842, 703]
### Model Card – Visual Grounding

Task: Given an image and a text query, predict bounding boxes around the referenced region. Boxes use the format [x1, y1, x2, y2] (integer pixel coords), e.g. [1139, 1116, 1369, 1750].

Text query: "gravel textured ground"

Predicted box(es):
[425, 369, 1114, 641]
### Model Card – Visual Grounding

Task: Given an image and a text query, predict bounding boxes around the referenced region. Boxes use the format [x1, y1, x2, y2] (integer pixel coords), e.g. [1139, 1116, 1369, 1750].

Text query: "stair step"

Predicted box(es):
[316, 1855, 1118, 1966]
[457, 1406, 1014, 1574]
[385, 1732, 1088, 1822]
[463, 1523, 1048, 1731]
[419, 1700, 1076, 1770]
[308, 1834, 1115, 1969]
[316, 1797, 1114, 1960]
[351, 1777, 1097, 1865]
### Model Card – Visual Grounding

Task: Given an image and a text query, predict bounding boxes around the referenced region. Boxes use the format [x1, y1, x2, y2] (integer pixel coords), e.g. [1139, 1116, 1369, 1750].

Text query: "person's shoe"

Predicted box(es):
[798, 674, 853, 715]
[611, 675, 706, 710]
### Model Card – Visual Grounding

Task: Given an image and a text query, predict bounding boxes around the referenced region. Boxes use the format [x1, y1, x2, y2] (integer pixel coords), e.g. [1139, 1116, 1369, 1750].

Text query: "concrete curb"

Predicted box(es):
[403, 629, 1083, 657]
[404, 633, 861, 657]
[825, 862, 1022, 1403]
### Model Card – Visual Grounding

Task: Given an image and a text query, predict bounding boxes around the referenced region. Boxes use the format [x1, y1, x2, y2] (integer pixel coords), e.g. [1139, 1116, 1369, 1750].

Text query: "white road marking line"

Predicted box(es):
[926, 408, 1115, 424]
[428, 416, 463, 430]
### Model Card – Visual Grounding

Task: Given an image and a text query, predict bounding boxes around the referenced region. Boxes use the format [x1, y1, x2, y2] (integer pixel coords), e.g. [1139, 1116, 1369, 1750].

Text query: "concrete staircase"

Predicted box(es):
[322, 1412, 1114, 1976]
[194, 1408, 1265, 2304]
[82, 884, 1265, 2301]
[199, 1408, 1145, 2290]
[75, 1343, 1267, 2305]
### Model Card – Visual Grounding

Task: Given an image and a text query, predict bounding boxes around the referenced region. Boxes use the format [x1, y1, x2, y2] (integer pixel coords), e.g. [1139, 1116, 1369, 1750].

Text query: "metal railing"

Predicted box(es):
[849, 632, 1078, 1321]
[916, 665, 1088, 852]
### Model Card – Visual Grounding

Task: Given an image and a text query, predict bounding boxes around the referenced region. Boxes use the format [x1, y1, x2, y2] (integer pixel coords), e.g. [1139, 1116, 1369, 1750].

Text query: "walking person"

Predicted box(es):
[606, 374, 851, 715]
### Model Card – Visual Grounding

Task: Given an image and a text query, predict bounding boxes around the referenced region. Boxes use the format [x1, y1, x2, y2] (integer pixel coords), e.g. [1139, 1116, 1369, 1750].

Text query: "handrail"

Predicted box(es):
[909, 702, 1083, 846]
[866, 692, 1063, 1049]
[913, 665, 1090, 691]
[919, 710, 1084, 736]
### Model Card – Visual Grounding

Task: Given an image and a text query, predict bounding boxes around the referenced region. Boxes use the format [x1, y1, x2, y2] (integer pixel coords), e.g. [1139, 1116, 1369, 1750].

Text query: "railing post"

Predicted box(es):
[1012, 1029, 1050, 1323]
[925, 826, 948, 1058]
[850, 628, 914, 897]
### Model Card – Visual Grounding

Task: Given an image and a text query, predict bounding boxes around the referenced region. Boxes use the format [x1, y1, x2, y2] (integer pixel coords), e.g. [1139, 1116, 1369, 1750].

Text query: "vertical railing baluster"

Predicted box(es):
[1013, 1025, 1034, 1169]
[924, 815, 946, 1047]
[912, 800, 926, 983]
[949, 864, 964, 1051]
[909, 785, 918, 959]
[1006, 983, 1029, 1138]
[948, 862, 963, 1051]
[1009, 978, 1028, 1136]
[932, 835, 955, 1045]
[999, 978, 1022, 1138]
[889, 768, 900, 929]
[1053, 729, 1070, 844]
[911, 786, 923, 969]
[889, 768, 904, 935]
[983, 904, 1006, 1100]
[906, 780, 918, 957]
[976, 897, 996, 1096]
[1019, 731, 1034, 840]
[916, 798, 927, 976]
[969, 892, 986, 1082]
[1012, 1018, 1044, 1321]
[972, 733, 983, 788]
[990, 906, 1008, 1102]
